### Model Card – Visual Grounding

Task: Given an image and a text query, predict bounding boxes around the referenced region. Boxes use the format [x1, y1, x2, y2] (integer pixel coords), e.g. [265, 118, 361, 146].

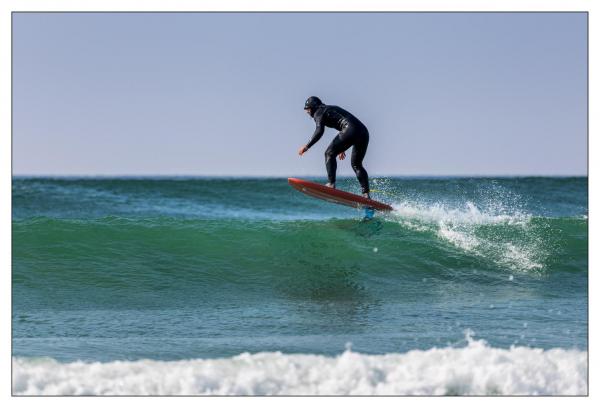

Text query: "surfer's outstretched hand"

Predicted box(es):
[298, 145, 308, 156]
[338, 151, 346, 160]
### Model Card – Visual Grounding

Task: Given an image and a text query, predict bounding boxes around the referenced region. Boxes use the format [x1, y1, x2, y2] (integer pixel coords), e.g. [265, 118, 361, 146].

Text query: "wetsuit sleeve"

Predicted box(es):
[306, 119, 325, 150]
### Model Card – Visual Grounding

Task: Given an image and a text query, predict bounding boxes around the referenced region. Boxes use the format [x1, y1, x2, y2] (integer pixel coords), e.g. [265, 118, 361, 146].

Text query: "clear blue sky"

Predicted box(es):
[13, 12, 587, 176]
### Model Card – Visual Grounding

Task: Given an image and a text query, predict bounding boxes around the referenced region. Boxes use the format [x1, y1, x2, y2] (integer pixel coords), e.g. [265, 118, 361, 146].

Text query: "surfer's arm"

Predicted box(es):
[305, 121, 325, 150]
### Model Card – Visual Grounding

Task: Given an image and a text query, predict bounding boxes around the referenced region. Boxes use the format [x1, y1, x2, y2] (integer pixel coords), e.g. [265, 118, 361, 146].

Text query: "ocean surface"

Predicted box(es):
[12, 177, 588, 395]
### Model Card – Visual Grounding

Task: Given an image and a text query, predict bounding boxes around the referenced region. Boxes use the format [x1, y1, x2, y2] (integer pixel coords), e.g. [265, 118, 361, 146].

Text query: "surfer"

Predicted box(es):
[298, 96, 371, 198]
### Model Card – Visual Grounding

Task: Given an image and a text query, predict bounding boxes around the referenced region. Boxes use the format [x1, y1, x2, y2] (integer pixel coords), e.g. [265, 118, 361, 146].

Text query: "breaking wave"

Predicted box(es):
[12, 333, 587, 396]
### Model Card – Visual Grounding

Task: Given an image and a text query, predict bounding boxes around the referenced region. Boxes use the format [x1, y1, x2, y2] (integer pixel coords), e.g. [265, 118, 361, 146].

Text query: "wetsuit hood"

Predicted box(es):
[304, 96, 323, 117]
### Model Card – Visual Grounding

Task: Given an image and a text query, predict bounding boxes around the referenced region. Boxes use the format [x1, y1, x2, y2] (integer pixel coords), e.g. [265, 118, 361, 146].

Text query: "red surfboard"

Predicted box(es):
[288, 178, 393, 212]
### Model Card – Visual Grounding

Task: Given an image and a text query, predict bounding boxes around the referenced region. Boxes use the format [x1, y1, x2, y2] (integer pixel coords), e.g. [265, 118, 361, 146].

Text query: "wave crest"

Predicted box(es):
[387, 199, 559, 273]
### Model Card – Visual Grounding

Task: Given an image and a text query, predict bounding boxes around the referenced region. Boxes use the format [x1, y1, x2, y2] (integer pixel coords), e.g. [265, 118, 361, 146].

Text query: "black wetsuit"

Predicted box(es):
[306, 104, 370, 194]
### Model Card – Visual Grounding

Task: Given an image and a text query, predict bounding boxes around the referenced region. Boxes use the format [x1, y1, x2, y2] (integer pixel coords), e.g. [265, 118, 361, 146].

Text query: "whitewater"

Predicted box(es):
[12, 335, 588, 396]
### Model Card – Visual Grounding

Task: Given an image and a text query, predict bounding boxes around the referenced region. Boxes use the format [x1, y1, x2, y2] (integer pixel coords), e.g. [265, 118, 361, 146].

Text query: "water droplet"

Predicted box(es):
[373, 247, 378, 253]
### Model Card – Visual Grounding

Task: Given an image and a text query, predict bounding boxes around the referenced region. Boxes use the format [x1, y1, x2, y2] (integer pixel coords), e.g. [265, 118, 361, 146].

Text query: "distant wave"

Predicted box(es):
[12, 334, 587, 396]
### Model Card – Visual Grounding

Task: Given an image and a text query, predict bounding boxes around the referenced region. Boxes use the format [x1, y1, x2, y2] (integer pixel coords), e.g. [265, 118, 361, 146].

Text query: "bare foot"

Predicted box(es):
[325, 183, 336, 189]
[362, 192, 371, 199]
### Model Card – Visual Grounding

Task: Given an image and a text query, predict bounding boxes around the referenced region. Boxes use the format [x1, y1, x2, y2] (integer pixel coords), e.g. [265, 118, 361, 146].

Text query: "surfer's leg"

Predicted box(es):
[351, 130, 370, 196]
[325, 135, 353, 188]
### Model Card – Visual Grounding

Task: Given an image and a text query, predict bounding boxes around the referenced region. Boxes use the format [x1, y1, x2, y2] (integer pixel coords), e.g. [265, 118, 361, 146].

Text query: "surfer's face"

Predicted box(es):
[304, 108, 312, 117]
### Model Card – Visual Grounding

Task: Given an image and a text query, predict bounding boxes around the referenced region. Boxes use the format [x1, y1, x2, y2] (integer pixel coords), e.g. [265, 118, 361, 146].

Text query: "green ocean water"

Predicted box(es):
[12, 177, 587, 363]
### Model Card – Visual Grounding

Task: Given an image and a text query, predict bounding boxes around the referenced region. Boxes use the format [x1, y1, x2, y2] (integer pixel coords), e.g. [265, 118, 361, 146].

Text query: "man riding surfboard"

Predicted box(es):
[298, 96, 371, 199]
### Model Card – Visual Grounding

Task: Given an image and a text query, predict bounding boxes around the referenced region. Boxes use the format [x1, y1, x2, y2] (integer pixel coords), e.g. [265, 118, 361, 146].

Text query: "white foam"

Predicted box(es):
[389, 200, 546, 272]
[12, 338, 587, 396]
[500, 242, 544, 271]
[391, 201, 528, 226]
[437, 221, 481, 252]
